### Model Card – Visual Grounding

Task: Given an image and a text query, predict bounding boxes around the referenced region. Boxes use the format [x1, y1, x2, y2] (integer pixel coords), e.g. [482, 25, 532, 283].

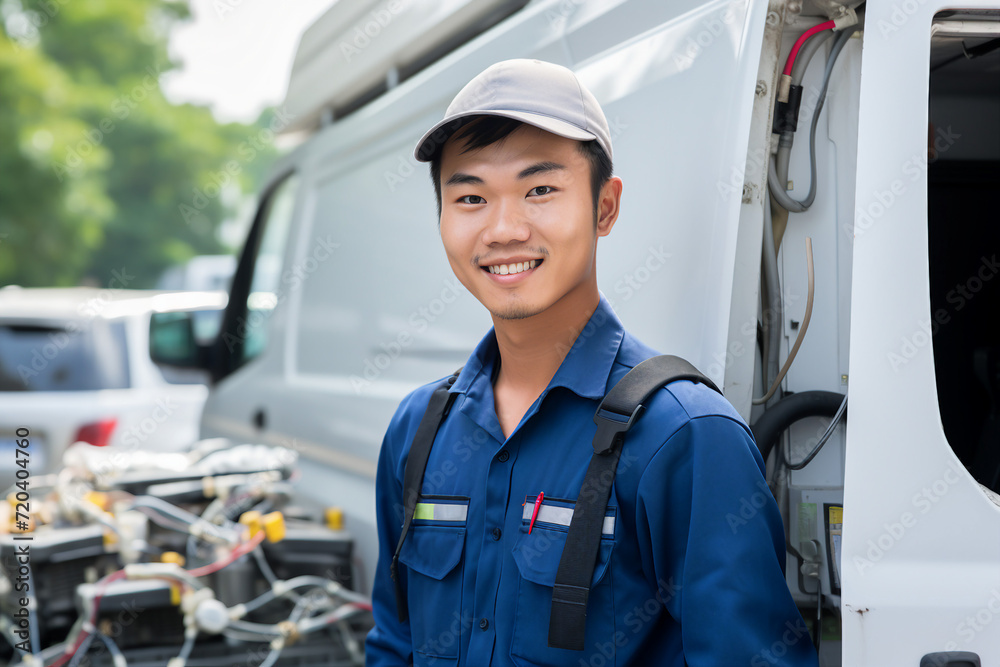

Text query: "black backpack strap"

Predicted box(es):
[390, 367, 463, 623]
[548, 355, 721, 650]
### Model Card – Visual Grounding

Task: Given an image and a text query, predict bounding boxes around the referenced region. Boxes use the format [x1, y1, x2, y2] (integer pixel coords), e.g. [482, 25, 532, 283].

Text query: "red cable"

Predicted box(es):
[187, 530, 266, 578]
[47, 570, 127, 667]
[783, 20, 836, 75]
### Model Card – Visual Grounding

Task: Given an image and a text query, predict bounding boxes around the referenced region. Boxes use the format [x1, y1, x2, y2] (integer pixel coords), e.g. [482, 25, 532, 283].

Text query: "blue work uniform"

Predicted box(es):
[365, 294, 819, 667]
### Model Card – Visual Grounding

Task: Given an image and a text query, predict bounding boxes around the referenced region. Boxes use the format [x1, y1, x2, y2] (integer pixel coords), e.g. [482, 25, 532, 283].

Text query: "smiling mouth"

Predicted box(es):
[482, 259, 542, 275]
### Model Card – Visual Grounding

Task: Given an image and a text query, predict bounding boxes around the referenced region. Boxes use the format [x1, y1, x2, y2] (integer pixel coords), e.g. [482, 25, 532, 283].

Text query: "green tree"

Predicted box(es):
[0, 0, 278, 289]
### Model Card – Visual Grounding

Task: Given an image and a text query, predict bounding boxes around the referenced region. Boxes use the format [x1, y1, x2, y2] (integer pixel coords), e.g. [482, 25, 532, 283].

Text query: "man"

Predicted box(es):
[365, 58, 818, 667]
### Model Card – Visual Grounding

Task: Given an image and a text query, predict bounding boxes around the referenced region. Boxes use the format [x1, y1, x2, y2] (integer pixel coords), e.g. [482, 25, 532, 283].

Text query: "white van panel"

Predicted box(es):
[843, 0, 1000, 663]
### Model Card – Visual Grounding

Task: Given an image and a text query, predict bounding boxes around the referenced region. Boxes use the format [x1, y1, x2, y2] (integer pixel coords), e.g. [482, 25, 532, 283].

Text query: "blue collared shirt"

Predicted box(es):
[366, 294, 819, 667]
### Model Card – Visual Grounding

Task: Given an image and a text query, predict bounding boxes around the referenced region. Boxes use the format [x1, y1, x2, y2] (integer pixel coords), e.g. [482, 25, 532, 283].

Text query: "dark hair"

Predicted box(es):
[428, 115, 613, 224]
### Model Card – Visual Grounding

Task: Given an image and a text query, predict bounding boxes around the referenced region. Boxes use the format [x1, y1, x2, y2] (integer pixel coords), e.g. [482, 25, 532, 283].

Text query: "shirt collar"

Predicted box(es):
[450, 292, 625, 401]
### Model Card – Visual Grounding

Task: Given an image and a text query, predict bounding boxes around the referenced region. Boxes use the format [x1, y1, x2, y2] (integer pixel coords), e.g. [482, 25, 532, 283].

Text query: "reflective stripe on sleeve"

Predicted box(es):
[414, 502, 468, 522]
[521, 502, 615, 535]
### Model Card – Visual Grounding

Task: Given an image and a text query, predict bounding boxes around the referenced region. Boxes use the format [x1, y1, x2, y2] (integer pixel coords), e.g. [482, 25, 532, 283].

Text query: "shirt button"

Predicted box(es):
[497, 450, 510, 462]
[491, 527, 502, 541]
[479, 618, 489, 631]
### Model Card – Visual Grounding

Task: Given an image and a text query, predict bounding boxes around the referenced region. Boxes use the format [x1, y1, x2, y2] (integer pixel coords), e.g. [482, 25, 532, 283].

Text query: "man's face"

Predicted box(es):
[439, 122, 614, 321]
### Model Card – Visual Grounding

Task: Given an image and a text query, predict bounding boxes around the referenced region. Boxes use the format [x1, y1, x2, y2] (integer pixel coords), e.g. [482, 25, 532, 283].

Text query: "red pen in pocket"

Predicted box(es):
[528, 492, 544, 534]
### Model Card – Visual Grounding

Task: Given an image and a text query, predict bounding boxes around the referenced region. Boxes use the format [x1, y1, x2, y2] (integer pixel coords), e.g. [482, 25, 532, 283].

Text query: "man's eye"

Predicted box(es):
[459, 195, 485, 204]
[528, 186, 555, 197]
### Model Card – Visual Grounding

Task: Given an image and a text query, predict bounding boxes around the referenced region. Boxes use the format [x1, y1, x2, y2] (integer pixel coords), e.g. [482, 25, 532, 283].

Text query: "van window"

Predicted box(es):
[926, 11, 1000, 492]
[240, 173, 300, 365]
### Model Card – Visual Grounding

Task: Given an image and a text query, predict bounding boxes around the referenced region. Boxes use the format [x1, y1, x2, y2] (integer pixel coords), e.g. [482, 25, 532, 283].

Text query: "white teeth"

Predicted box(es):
[487, 259, 539, 275]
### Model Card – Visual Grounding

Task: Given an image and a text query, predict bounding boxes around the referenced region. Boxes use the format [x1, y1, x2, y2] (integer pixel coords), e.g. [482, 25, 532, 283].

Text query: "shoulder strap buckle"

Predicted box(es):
[592, 404, 645, 455]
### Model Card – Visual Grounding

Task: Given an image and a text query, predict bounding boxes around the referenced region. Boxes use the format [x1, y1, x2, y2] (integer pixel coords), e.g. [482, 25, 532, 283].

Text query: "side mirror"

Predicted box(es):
[150, 311, 203, 368]
[149, 306, 225, 369]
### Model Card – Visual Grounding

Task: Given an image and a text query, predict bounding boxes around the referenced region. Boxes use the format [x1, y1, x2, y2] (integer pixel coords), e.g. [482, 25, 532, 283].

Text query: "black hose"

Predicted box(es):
[751, 390, 846, 463]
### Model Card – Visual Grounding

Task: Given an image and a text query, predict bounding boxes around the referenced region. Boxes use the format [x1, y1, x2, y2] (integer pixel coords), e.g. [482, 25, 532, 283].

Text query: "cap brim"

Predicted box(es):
[413, 109, 597, 162]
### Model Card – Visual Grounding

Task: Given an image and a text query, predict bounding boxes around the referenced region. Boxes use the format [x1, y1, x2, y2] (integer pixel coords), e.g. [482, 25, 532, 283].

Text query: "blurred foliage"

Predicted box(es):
[0, 0, 278, 288]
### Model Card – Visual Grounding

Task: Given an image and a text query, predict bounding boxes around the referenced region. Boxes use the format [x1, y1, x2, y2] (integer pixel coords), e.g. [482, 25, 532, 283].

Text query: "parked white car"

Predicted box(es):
[0, 287, 226, 489]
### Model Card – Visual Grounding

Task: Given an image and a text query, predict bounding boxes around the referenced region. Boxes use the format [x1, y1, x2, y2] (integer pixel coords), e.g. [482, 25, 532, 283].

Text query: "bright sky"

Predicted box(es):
[162, 0, 335, 124]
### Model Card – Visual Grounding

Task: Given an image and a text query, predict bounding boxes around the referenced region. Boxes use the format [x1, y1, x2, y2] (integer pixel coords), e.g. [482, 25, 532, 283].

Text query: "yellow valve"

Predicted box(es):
[239, 510, 263, 538]
[262, 512, 285, 543]
[161, 551, 186, 567]
[170, 583, 181, 606]
[85, 491, 110, 510]
[325, 507, 344, 531]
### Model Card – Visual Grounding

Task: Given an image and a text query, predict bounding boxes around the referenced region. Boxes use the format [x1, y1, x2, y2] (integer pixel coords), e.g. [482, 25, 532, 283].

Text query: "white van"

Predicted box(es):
[152, 0, 1000, 664]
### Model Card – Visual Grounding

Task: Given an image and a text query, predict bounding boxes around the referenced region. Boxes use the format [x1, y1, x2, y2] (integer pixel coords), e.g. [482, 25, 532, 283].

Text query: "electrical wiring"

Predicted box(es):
[64, 633, 96, 667]
[252, 546, 281, 587]
[17, 642, 68, 666]
[298, 604, 371, 633]
[790, 29, 833, 83]
[11, 443, 361, 667]
[46, 570, 127, 667]
[782, 21, 836, 76]
[133, 505, 194, 534]
[235, 576, 340, 616]
[770, 22, 862, 213]
[122, 563, 204, 591]
[760, 188, 782, 403]
[176, 630, 196, 665]
[226, 620, 283, 637]
[187, 531, 266, 578]
[782, 393, 848, 470]
[128, 496, 238, 545]
[257, 644, 283, 667]
[753, 237, 815, 405]
[92, 631, 127, 667]
[221, 629, 273, 643]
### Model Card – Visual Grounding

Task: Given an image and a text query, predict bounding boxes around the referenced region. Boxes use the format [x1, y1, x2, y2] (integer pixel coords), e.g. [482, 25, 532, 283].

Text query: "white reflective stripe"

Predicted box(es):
[522, 502, 615, 535]
[415, 502, 468, 522]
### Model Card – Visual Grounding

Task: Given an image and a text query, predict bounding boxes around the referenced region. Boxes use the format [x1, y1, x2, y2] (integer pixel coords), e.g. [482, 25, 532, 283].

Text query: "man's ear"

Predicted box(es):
[596, 176, 623, 238]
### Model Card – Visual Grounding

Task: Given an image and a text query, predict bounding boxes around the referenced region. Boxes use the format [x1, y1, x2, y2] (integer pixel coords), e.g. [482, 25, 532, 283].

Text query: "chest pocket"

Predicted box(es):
[509, 497, 617, 667]
[397, 497, 468, 666]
